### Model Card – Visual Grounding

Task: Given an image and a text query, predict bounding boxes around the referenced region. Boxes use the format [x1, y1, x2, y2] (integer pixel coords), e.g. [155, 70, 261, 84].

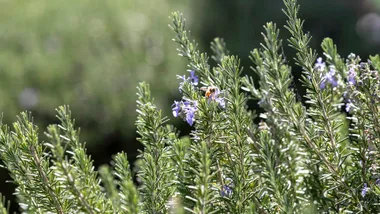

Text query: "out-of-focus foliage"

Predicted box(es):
[0, 0, 188, 144]
[194, 0, 380, 68]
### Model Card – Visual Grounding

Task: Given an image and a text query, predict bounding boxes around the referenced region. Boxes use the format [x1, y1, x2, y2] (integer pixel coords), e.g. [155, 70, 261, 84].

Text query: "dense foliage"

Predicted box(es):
[1, 0, 380, 213]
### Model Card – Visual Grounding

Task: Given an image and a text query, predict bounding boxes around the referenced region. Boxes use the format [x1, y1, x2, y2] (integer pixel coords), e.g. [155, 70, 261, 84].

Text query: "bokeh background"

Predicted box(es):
[1, 0, 380, 212]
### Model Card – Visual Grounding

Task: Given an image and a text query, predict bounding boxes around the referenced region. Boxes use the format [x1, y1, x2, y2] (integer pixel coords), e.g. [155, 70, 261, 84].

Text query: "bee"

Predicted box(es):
[200, 86, 217, 100]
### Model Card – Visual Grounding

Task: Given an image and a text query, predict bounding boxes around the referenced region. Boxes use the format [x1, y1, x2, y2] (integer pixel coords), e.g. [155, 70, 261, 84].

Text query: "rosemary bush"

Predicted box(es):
[1, 0, 380, 213]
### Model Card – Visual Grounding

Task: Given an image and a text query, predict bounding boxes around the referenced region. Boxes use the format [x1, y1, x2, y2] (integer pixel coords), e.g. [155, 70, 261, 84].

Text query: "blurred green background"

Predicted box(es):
[0, 0, 379, 212]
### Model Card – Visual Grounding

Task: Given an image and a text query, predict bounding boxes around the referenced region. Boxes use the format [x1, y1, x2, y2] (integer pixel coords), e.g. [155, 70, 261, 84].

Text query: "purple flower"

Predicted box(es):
[221, 185, 232, 197]
[183, 101, 197, 126]
[185, 109, 196, 126]
[189, 70, 198, 86]
[347, 68, 356, 85]
[177, 75, 188, 93]
[345, 99, 353, 112]
[362, 183, 369, 197]
[172, 100, 198, 126]
[216, 97, 225, 108]
[177, 71, 199, 93]
[183, 100, 190, 107]
[172, 101, 181, 117]
[320, 67, 338, 89]
[315, 57, 326, 71]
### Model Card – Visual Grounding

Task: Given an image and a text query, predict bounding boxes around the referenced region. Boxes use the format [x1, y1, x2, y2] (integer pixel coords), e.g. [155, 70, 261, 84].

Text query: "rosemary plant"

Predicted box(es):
[0, 0, 380, 213]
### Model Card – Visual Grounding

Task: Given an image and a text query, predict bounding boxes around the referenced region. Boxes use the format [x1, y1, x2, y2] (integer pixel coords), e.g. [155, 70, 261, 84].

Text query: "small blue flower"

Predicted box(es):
[172, 101, 181, 117]
[177, 71, 199, 92]
[362, 183, 369, 197]
[221, 185, 232, 197]
[177, 75, 188, 93]
[347, 68, 356, 85]
[172, 100, 198, 126]
[320, 67, 338, 89]
[189, 70, 199, 86]
[345, 99, 353, 112]
[315, 57, 326, 71]
[185, 108, 196, 126]
[183, 101, 197, 126]
[216, 97, 225, 108]
[183, 100, 190, 107]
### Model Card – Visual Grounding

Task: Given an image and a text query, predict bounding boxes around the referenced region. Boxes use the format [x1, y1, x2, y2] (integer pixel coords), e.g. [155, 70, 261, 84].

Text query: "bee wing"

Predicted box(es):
[199, 87, 208, 91]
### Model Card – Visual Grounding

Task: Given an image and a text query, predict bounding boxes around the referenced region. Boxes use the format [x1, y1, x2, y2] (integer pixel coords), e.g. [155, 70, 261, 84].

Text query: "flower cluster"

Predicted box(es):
[220, 177, 234, 197]
[177, 70, 198, 92]
[172, 69, 225, 126]
[172, 100, 198, 126]
[314, 56, 361, 113]
[314, 57, 340, 89]
[347, 67, 357, 85]
[314, 57, 326, 72]
[342, 53, 380, 114]
[220, 185, 232, 197]
[320, 67, 338, 89]
[315, 56, 359, 91]
[172, 70, 199, 126]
